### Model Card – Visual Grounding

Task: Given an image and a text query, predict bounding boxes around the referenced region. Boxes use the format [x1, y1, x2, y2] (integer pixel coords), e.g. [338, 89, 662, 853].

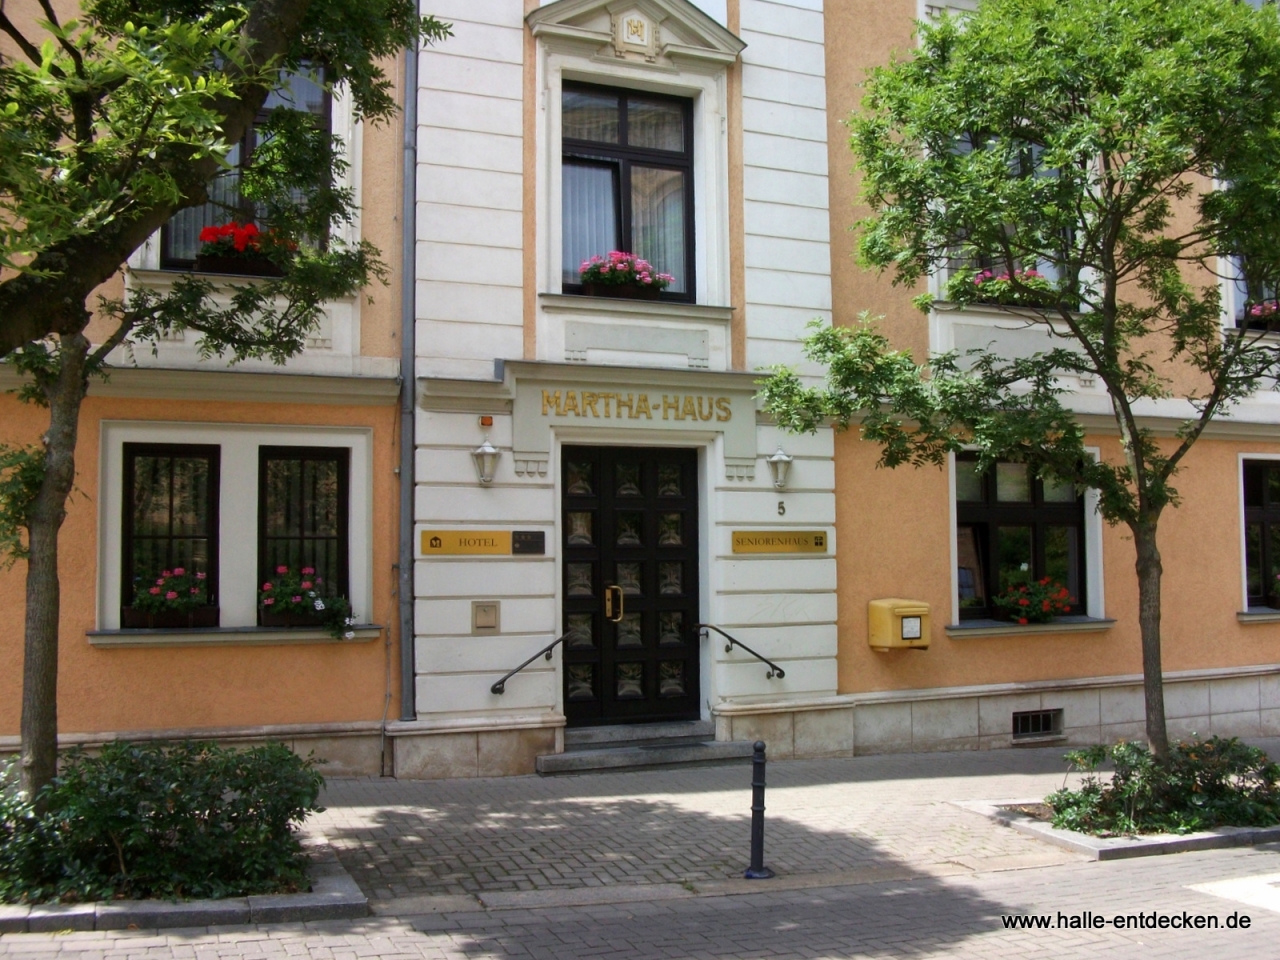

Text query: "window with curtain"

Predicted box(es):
[121, 444, 220, 612]
[955, 455, 1086, 620]
[161, 70, 329, 269]
[257, 447, 350, 617]
[561, 83, 694, 299]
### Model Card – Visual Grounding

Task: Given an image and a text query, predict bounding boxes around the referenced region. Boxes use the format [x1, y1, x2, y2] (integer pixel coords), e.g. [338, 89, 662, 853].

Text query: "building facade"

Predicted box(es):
[0, 51, 409, 776]
[393, 0, 1280, 777]
[6, 0, 1280, 779]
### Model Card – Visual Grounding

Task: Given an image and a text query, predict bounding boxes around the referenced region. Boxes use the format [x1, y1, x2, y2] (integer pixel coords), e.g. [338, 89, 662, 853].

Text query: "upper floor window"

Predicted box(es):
[161, 71, 329, 272]
[561, 83, 694, 301]
[1231, 263, 1278, 331]
[955, 455, 1085, 620]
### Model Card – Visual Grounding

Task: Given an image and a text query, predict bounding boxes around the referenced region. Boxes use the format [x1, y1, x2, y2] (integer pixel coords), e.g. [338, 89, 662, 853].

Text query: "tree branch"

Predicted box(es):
[0, 8, 52, 71]
[0, 0, 318, 361]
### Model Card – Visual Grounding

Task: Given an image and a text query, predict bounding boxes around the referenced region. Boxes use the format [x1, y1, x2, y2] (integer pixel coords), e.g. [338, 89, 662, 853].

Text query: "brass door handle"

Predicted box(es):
[604, 584, 624, 622]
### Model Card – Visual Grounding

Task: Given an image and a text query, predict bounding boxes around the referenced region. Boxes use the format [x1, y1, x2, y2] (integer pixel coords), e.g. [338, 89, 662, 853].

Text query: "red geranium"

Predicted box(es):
[993, 578, 1074, 624]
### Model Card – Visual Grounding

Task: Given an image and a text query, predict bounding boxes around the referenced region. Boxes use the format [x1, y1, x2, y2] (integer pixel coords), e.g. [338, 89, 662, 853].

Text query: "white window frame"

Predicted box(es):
[98, 421, 373, 631]
[1236, 451, 1280, 612]
[535, 46, 732, 308]
[948, 447, 1105, 624]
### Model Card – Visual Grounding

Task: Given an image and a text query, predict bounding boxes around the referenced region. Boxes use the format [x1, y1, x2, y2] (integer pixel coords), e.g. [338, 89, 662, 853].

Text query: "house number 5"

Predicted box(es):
[777, 501, 786, 516]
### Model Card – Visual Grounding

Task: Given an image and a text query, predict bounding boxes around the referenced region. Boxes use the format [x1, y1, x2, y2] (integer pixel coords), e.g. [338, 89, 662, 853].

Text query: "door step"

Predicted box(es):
[538, 720, 754, 775]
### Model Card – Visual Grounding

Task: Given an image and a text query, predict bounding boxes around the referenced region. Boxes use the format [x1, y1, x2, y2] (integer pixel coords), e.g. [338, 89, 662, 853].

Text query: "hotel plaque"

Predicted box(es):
[421, 531, 513, 555]
[731, 531, 828, 554]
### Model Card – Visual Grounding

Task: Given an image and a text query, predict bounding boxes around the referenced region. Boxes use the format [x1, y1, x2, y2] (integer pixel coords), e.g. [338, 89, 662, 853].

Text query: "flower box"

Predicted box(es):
[259, 609, 327, 629]
[194, 254, 285, 277]
[580, 281, 662, 300]
[121, 606, 220, 629]
[577, 252, 674, 300]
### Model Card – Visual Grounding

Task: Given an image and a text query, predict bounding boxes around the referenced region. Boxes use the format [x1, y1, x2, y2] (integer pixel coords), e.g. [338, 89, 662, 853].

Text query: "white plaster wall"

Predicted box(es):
[412, 408, 839, 721]
[739, 0, 832, 376]
[708, 424, 838, 702]
[413, 409, 559, 719]
[416, 0, 526, 381]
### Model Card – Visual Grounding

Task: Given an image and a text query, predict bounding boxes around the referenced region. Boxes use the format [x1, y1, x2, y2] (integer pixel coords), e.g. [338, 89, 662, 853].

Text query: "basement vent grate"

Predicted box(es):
[1012, 708, 1064, 740]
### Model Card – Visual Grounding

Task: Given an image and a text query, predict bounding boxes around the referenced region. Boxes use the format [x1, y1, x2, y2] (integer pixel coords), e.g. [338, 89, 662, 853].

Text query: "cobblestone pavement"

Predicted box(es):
[308, 745, 1106, 900]
[4, 845, 1280, 958]
[8, 742, 1280, 958]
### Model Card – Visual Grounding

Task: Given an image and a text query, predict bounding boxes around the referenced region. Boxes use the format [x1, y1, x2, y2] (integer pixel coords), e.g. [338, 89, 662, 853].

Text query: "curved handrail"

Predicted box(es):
[697, 623, 785, 680]
[491, 633, 568, 695]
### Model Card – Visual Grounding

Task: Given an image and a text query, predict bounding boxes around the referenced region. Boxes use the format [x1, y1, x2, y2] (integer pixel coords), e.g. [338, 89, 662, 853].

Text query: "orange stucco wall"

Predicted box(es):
[0, 393, 400, 737]
[834, 430, 1280, 693]
[823, 0, 1280, 694]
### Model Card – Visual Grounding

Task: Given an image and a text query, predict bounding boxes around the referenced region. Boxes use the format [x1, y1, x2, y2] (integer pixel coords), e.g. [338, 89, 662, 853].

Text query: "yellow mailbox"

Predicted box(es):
[868, 599, 931, 651]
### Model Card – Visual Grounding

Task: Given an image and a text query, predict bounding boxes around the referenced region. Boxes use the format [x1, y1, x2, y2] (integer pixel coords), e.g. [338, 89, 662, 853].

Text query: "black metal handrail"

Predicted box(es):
[697, 624, 785, 680]
[491, 633, 567, 695]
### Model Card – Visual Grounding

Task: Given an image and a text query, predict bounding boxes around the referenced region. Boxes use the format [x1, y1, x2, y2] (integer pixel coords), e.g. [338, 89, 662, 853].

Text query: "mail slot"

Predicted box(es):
[868, 599, 930, 651]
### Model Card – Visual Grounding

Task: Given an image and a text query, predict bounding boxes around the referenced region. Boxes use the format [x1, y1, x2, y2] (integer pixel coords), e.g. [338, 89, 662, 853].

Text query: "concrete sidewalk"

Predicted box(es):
[307, 741, 1157, 909]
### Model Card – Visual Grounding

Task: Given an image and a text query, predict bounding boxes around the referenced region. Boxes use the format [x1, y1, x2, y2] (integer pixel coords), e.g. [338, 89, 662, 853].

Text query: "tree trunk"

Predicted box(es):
[1132, 517, 1170, 760]
[20, 332, 90, 804]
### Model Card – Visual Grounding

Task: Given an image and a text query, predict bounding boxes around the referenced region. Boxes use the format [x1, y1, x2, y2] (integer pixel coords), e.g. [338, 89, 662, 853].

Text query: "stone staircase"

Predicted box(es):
[535, 719, 755, 775]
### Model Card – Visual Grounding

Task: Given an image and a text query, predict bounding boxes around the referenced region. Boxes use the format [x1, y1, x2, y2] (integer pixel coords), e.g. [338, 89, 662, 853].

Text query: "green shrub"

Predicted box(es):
[1047, 737, 1280, 836]
[0, 740, 324, 904]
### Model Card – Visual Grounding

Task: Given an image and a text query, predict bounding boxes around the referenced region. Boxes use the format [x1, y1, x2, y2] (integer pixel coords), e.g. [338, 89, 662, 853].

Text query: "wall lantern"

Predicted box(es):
[766, 446, 793, 491]
[472, 437, 500, 485]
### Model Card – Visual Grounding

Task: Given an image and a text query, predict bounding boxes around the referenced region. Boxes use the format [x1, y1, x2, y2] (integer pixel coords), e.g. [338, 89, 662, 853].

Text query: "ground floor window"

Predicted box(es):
[103, 425, 368, 631]
[955, 454, 1085, 620]
[258, 446, 350, 615]
[121, 444, 220, 618]
[1243, 459, 1280, 608]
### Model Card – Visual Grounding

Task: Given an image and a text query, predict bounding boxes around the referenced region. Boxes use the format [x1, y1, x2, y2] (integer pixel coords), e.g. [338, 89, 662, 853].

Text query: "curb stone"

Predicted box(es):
[952, 798, 1280, 860]
[0, 844, 366, 933]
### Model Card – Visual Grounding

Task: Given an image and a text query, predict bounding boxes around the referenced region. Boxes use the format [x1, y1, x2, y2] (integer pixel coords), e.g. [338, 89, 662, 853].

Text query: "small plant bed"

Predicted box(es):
[0, 740, 324, 905]
[1047, 737, 1280, 837]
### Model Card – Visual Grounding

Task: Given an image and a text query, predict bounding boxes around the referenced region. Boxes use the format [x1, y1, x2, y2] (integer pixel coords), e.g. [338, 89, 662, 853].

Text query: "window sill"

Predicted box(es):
[1238, 609, 1280, 623]
[945, 616, 1115, 639]
[127, 268, 357, 302]
[539, 293, 733, 324]
[87, 624, 383, 648]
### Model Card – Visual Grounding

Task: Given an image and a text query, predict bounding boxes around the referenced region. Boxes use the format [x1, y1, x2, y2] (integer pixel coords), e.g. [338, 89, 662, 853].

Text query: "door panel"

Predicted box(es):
[562, 446, 700, 725]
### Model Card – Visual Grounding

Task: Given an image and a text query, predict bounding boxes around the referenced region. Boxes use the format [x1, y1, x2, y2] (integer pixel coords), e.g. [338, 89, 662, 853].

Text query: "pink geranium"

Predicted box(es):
[579, 251, 675, 292]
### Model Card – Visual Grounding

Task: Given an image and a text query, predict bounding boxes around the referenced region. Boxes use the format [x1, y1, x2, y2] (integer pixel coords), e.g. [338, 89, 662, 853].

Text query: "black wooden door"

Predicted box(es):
[561, 446, 701, 725]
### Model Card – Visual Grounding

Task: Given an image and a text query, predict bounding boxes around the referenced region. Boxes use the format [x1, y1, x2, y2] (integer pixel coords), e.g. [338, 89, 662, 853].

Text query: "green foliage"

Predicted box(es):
[761, 0, 1280, 532]
[0, 741, 324, 904]
[1048, 738, 1280, 836]
[0, 445, 44, 566]
[0, 0, 450, 360]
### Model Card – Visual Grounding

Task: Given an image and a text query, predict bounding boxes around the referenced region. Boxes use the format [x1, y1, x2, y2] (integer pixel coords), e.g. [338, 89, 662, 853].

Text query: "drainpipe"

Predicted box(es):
[398, 42, 419, 723]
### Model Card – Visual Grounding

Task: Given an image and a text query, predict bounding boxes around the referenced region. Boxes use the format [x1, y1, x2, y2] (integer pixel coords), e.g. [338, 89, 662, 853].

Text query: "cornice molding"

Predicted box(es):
[0, 366, 400, 406]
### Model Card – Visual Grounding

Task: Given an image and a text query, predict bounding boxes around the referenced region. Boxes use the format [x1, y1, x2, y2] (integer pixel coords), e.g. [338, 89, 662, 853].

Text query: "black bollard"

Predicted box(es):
[744, 740, 774, 879]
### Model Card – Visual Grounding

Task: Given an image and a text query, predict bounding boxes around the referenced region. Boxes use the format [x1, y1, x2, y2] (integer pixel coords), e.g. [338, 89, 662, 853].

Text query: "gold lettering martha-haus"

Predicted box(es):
[731, 531, 828, 554]
[421, 531, 512, 555]
[541, 390, 732, 423]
